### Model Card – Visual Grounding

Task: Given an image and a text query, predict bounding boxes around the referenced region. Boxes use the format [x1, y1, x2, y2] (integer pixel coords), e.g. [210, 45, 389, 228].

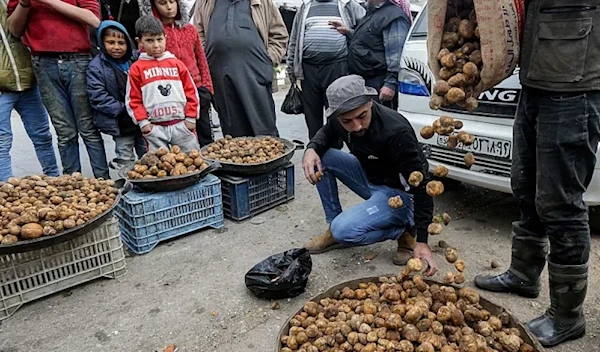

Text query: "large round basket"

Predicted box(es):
[200, 136, 296, 176]
[275, 276, 544, 352]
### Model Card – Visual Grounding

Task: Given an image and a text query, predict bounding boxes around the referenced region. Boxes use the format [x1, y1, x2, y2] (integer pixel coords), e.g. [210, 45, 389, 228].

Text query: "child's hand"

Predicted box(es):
[184, 120, 196, 132]
[141, 124, 154, 134]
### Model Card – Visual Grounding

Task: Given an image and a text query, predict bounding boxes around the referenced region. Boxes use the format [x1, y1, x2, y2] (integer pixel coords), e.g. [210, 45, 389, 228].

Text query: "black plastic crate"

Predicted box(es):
[218, 163, 295, 221]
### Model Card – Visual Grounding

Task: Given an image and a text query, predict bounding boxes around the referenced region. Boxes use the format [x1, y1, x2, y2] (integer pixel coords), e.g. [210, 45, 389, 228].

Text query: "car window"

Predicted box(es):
[409, 6, 427, 39]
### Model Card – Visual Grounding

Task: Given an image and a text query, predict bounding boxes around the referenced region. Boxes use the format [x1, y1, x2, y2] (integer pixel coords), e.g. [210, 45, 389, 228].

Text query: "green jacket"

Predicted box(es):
[0, 0, 35, 92]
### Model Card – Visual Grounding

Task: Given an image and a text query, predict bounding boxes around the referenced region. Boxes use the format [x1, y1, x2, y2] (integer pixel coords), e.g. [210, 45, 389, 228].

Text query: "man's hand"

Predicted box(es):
[379, 86, 396, 102]
[413, 243, 438, 277]
[141, 124, 154, 135]
[303, 148, 323, 185]
[329, 20, 349, 35]
[184, 120, 196, 132]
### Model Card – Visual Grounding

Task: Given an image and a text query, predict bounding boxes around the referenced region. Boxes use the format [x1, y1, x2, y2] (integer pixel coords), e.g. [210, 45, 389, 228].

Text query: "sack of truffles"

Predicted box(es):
[427, 0, 525, 111]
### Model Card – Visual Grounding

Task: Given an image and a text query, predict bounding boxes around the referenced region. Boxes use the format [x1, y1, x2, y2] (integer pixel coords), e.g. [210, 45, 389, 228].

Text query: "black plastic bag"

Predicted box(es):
[245, 248, 312, 299]
[281, 83, 303, 115]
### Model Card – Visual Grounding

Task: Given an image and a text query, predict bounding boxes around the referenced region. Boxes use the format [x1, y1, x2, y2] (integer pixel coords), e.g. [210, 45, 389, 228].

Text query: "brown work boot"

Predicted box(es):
[304, 228, 345, 254]
[393, 231, 416, 266]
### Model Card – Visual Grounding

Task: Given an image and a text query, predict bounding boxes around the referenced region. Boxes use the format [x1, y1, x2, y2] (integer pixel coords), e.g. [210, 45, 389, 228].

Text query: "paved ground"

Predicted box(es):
[1, 90, 599, 352]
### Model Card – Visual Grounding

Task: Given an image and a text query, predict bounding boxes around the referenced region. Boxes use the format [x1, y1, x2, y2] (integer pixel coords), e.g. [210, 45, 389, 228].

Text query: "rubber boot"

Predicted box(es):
[527, 262, 587, 347]
[304, 228, 345, 254]
[393, 231, 416, 266]
[474, 229, 547, 298]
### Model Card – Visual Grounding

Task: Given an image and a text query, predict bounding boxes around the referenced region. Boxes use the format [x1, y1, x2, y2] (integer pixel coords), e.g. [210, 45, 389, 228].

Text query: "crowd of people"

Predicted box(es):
[0, 0, 412, 181]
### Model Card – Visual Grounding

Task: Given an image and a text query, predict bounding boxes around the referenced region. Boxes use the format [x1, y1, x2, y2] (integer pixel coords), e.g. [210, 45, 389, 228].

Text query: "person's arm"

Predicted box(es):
[389, 130, 433, 244]
[7, 0, 31, 38]
[86, 64, 125, 118]
[179, 63, 200, 123]
[35, 0, 101, 28]
[192, 1, 206, 46]
[125, 65, 150, 127]
[382, 16, 410, 90]
[285, 5, 301, 80]
[192, 28, 214, 95]
[265, 0, 288, 64]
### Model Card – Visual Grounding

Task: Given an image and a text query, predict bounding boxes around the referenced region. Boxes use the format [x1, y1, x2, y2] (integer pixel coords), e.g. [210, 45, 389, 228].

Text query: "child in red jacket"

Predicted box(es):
[142, 0, 214, 147]
[126, 15, 200, 152]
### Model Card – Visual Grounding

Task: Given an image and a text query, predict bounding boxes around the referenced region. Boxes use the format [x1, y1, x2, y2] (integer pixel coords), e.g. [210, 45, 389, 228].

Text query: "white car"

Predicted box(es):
[398, 5, 600, 211]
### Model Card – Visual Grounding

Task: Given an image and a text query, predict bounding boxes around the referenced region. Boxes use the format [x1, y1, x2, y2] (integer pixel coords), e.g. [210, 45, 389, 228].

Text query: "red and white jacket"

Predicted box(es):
[126, 52, 199, 128]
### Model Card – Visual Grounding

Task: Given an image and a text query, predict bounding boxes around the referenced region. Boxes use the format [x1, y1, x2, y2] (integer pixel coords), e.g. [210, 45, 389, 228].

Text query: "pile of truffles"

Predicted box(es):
[127, 146, 209, 179]
[420, 117, 476, 170]
[430, 0, 481, 112]
[0, 174, 118, 244]
[202, 136, 286, 164]
[280, 270, 534, 352]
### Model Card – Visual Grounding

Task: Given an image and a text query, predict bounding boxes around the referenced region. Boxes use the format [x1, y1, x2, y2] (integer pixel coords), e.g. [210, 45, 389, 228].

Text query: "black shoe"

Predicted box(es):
[527, 262, 588, 347]
[474, 270, 540, 298]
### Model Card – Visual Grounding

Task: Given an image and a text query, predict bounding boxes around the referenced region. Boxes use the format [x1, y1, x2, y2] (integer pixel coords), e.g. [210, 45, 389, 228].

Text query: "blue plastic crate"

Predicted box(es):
[218, 163, 294, 221]
[115, 174, 224, 254]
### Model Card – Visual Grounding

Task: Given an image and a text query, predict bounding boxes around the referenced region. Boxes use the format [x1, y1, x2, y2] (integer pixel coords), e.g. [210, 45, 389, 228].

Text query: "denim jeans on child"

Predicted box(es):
[316, 149, 414, 246]
[511, 88, 600, 266]
[0, 87, 60, 181]
[113, 133, 147, 163]
[32, 55, 109, 179]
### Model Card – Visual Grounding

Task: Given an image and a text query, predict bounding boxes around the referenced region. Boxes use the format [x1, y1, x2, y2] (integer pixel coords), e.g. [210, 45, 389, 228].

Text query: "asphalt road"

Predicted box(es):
[0, 89, 598, 352]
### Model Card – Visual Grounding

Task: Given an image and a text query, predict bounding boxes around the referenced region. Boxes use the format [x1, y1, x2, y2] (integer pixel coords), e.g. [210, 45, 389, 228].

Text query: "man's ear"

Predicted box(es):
[136, 37, 141, 45]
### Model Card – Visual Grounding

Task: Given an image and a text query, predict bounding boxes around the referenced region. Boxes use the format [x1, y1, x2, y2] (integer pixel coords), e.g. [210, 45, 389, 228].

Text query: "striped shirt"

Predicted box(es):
[302, 0, 347, 64]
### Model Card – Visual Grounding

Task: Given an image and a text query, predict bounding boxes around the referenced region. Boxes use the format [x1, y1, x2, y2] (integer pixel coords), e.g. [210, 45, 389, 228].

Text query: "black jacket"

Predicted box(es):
[519, 0, 600, 91]
[307, 102, 434, 243]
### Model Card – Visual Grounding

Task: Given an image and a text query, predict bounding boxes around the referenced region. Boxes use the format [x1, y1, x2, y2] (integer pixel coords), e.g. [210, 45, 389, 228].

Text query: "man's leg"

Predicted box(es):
[196, 88, 214, 147]
[330, 186, 414, 246]
[305, 149, 372, 253]
[66, 57, 110, 179]
[134, 132, 148, 159]
[301, 63, 325, 140]
[321, 61, 348, 149]
[475, 88, 548, 298]
[33, 57, 81, 175]
[15, 87, 60, 177]
[0, 92, 18, 181]
[526, 91, 599, 346]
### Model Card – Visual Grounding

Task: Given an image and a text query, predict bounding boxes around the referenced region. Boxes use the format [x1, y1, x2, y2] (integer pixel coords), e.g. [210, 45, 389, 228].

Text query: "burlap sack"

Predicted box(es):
[427, 0, 525, 95]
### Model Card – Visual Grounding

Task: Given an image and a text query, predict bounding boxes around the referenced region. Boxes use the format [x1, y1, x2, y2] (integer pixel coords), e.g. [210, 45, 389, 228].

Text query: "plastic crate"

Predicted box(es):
[0, 217, 126, 321]
[219, 163, 295, 221]
[115, 174, 224, 254]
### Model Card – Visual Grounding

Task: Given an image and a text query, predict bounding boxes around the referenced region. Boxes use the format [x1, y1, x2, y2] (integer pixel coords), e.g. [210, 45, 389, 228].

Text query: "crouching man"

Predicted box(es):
[302, 75, 437, 275]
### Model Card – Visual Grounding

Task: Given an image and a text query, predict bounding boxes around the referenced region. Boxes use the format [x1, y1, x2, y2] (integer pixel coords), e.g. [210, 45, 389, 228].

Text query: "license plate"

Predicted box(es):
[437, 135, 512, 159]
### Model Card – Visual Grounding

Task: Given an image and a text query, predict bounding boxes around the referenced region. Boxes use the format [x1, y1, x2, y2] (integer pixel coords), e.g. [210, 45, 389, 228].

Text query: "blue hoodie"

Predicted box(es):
[86, 21, 139, 137]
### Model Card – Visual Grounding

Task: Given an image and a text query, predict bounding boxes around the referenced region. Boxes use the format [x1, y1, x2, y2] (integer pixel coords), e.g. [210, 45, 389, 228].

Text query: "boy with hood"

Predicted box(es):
[87, 21, 147, 169]
[141, 0, 214, 147]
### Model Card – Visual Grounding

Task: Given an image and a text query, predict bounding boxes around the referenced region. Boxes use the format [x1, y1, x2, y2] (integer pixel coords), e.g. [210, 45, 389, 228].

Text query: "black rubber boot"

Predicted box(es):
[475, 228, 547, 298]
[527, 262, 587, 347]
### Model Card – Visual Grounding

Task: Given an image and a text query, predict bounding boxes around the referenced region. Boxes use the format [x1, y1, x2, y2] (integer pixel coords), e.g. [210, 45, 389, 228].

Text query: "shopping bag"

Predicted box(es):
[281, 83, 304, 115]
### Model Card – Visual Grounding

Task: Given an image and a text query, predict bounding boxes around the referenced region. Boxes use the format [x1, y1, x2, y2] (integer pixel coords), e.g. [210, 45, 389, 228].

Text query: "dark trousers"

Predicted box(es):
[511, 87, 600, 265]
[301, 60, 348, 139]
[364, 75, 398, 111]
[196, 88, 214, 147]
[196, 104, 213, 147]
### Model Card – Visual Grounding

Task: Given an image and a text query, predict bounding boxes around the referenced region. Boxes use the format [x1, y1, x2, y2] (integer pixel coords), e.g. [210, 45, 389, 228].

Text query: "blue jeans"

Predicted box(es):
[32, 55, 109, 179]
[0, 87, 60, 181]
[316, 149, 414, 246]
